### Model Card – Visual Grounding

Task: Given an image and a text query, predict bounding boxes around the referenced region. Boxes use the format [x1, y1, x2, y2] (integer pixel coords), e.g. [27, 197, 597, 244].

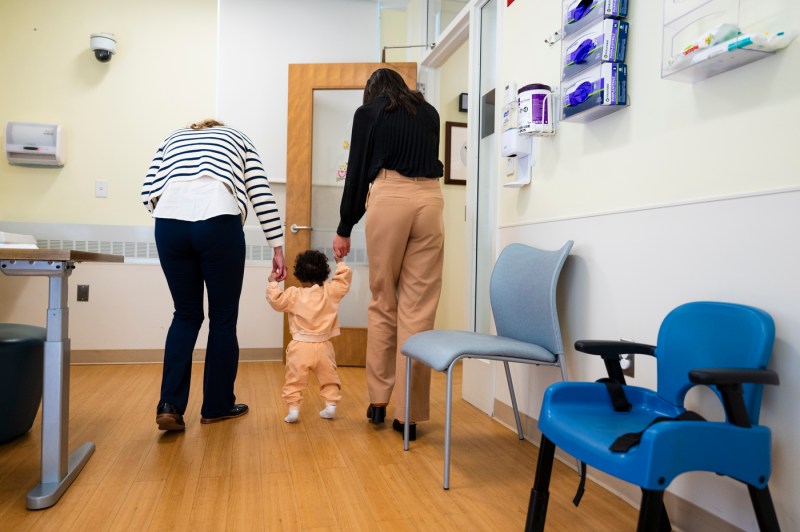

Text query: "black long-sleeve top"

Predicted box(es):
[336, 95, 444, 237]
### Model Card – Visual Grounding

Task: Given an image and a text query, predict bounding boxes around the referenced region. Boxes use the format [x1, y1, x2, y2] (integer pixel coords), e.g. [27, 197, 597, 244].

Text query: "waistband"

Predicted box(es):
[377, 168, 439, 182]
[289, 333, 336, 343]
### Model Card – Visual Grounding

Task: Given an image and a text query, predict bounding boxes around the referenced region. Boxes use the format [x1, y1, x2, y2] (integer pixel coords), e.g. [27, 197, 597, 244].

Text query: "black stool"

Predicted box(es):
[0, 323, 45, 444]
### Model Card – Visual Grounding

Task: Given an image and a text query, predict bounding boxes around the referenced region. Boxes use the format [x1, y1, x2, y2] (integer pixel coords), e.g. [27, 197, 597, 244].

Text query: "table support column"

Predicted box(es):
[0, 258, 96, 510]
[28, 263, 95, 510]
[42, 273, 70, 484]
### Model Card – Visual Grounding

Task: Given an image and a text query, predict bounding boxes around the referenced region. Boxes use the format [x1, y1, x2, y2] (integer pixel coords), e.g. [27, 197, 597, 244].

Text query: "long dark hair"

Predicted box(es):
[363, 68, 424, 115]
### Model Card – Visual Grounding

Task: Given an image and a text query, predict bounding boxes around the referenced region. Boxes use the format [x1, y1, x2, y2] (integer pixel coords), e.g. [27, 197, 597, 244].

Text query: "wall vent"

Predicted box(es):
[35, 239, 274, 264]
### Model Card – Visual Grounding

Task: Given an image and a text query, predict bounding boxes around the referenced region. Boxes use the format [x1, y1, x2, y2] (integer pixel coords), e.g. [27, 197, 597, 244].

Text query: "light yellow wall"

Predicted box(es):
[499, 1, 800, 226]
[381, 7, 410, 62]
[0, 0, 217, 226]
[436, 40, 469, 330]
[378, 2, 469, 331]
[405, 0, 426, 62]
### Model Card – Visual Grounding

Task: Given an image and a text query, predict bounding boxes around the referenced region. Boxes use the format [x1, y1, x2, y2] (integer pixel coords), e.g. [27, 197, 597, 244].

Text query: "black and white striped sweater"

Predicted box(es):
[142, 126, 284, 247]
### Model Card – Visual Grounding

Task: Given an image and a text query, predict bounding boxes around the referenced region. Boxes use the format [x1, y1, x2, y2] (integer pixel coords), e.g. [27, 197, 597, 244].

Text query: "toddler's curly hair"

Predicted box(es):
[294, 249, 331, 286]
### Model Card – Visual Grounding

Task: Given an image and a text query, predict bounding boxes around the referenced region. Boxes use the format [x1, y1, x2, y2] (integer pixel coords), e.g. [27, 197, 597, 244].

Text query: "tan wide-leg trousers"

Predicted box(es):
[365, 169, 444, 423]
[283, 340, 342, 407]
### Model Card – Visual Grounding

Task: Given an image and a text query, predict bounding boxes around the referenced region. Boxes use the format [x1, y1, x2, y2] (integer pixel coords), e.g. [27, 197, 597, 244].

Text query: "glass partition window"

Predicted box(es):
[427, 0, 470, 44]
[311, 89, 369, 327]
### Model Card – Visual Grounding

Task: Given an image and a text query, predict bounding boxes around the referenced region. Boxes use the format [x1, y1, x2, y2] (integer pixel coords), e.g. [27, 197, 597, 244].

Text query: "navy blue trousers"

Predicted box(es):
[155, 214, 245, 418]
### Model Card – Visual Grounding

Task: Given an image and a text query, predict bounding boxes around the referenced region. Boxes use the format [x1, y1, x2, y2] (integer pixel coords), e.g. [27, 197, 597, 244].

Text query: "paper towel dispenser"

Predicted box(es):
[5, 121, 65, 166]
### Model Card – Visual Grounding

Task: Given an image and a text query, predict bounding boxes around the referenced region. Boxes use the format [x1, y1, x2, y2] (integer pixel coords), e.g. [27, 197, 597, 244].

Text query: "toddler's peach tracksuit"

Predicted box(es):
[267, 262, 352, 407]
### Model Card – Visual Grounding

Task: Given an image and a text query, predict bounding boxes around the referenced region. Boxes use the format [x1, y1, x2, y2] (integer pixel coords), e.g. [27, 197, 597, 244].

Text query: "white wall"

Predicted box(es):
[0, 263, 280, 351]
[217, 0, 380, 183]
[497, 191, 800, 531]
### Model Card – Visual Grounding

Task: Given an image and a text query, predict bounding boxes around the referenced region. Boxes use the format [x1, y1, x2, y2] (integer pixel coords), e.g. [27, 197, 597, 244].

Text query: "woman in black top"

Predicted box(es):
[333, 68, 444, 440]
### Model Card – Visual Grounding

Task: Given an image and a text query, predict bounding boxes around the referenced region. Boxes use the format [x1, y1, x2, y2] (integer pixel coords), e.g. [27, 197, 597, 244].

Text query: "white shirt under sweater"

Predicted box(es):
[153, 176, 239, 221]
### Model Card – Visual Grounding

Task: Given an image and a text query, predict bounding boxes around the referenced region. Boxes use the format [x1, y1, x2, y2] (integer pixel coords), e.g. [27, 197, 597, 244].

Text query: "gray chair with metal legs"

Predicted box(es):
[400, 240, 574, 489]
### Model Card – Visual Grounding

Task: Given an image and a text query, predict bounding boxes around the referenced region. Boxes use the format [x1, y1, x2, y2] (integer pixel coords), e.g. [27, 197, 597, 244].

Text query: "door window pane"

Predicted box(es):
[311, 89, 369, 327]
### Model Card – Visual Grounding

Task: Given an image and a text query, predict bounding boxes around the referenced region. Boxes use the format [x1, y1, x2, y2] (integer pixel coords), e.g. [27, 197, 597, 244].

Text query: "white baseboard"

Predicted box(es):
[71, 348, 284, 365]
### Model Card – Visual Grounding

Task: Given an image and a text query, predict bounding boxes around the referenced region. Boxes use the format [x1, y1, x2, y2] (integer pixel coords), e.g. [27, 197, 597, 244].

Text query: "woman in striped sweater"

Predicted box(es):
[142, 119, 286, 431]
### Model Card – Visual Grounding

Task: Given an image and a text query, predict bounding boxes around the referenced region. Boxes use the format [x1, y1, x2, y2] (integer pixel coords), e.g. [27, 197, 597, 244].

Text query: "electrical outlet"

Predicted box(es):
[505, 157, 515, 176]
[77, 284, 90, 302]
[620, 353, 635, 378]
[620, 338, 635, 378]
[95, 179, 109, 198]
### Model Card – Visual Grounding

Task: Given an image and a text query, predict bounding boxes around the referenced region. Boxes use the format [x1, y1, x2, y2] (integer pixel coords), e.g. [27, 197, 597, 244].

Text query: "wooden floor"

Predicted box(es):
[0, 362, 638, 531]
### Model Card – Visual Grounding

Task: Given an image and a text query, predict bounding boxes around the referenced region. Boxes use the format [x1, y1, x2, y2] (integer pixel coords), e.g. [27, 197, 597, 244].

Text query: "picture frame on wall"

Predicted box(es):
[444, 121, 467, 186]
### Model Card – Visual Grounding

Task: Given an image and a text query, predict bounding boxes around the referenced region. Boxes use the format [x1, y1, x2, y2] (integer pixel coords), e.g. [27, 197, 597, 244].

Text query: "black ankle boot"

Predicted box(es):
[392, 419, 416, 441]
[366, 405, 386, 424]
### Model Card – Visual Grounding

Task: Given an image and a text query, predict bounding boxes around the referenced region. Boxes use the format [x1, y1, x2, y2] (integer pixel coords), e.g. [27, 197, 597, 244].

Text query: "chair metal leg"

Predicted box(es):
[503, 361, 524, 440]
[748, 485, 781, 532]
[403, 356, 411, 451]
[638, 489, 666, 532]
[443, 364, 455, 490]
[525, 435, 556, 532]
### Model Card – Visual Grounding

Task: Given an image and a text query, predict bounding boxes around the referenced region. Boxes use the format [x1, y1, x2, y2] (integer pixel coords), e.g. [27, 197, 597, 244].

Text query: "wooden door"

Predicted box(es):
[285, 62, 417, 366]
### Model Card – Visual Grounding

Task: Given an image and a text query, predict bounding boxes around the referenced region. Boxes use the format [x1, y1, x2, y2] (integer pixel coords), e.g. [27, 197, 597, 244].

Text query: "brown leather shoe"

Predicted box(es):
[200, 403, 249, 424]
[156, 402, 185, 431]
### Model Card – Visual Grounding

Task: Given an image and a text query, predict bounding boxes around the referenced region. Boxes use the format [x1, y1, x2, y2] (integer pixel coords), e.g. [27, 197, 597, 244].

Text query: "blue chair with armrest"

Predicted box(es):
[525, 301, 781, 531]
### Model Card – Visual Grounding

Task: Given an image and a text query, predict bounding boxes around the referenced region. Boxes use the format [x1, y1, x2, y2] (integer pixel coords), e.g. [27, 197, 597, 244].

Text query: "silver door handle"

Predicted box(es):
[290, 224, 313, 233]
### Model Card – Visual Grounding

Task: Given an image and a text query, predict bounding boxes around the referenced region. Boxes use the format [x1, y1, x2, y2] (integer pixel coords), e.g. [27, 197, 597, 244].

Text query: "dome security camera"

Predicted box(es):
[90, 33, 116, 63]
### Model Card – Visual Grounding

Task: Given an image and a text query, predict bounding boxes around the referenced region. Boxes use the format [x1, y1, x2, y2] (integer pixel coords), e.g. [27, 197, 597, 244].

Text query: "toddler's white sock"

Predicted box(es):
[319, 404, 336, 419]
[284, 407, 299, 423]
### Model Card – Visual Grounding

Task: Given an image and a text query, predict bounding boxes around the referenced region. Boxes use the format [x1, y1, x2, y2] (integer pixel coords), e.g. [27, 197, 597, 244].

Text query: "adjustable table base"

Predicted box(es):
[1, 258, 95, 510]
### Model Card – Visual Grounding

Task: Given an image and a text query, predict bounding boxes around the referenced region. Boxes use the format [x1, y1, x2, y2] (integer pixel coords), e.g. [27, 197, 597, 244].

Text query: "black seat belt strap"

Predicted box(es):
[610, 411, 706, 453]
[597, 377, 632, 412]
[573, 461, 587, 507]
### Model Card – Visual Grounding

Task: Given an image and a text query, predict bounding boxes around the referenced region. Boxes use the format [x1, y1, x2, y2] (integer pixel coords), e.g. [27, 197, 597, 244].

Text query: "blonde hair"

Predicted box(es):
[189, 119, 225, 130]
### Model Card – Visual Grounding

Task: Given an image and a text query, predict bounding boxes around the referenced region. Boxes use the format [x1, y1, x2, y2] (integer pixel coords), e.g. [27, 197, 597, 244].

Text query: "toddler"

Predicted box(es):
[267, 249, 351, 423]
